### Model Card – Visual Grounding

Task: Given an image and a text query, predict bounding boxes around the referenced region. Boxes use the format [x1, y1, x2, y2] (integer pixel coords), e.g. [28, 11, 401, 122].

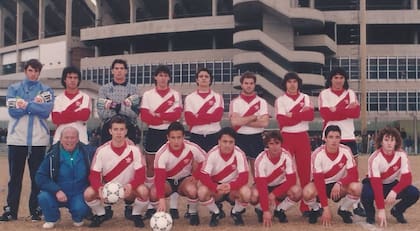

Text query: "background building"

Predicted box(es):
[1, 0, 420, 151]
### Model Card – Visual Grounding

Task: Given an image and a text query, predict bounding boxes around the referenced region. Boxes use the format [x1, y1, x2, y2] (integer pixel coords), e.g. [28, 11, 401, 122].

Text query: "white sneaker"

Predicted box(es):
[42, 222, 56, 229]
[73, 221, 84, 227]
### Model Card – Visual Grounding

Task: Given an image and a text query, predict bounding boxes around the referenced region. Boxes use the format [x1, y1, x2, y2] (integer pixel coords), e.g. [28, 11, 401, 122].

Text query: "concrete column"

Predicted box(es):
[39, 0, 45, 39]
[95, 46, 100, 57]
[169, 0, 174, 19]
[309, 0, 315, 8]
[0, 6, 4, 47]
[411, 0, 416, 9]
[95, 0, 103, 26]
[212, 0, 217, 16]
[360, 0, 368, 150]
[16, 0, 23, 44]
[129, 0, 137, 23]
[414, 31, 419, 44]
[65, 0, 73, 66]
[0, 55, 3, 75]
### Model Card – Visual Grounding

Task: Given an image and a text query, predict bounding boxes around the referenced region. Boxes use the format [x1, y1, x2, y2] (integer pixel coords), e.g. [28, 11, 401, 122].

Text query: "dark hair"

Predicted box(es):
[325, 67, 349, 89]
[167, 121, 185, 136]
[375, 126, 402, 151]
[153, 64, 171, 85]
[281, 72, 302, 91]
[195, 68, 213, 86]
[61, 66, 81, 88]
[263, 131, 283, 146]
[24, 59, 43, 72]
[111, 59, 128, 69]
[218, 127, 236, 141]
[109, 115, 128, 128]
[240, 71, 256, 84]
[324, 125, 341, 137]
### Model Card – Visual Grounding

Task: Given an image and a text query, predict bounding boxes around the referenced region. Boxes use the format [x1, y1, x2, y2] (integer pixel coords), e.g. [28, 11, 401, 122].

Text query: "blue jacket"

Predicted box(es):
[35, 142, 96, 196]
[7, 79, 54, 146]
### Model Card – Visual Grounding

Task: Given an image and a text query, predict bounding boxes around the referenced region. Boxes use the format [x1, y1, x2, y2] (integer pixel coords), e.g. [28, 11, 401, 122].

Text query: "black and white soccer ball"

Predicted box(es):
[150, 211, 173, 231]
[101, 182, 124, 204]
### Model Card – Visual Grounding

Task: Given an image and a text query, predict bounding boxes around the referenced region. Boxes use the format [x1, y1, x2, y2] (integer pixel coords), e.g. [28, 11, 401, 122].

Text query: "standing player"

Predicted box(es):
[97, 59, 140, 144]
[52, 66, 91, 144]
[318, 67, 365, 216]
[149, 122, 206, 225]
[198, 127, 251, 227]
[84, 116, 149, 228]
[230, 71, 269, 177]
[302, 125, 362, 226]
[275, 72, 313, 215]
[184, 68, 224, 152]
[361, 127, 419, 227]
[251, 131, 302, 227]
[140, 65, 182, 218]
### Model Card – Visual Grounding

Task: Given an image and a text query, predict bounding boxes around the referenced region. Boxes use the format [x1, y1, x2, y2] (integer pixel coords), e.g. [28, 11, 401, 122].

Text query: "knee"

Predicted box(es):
[406, 186, 420, 201]
[38, 191, 54, 204]
[136, 185, 150, 201]
[288, 185, 303, 202]
[348, 182, 362, 197]
[184, 185, 198, 199]
[250, 188, 259, 205]
[83, 187, 97, 202]
[239, 186, 251, 202]
[302, 184, 315, 201]
[197, 185, 210, 201]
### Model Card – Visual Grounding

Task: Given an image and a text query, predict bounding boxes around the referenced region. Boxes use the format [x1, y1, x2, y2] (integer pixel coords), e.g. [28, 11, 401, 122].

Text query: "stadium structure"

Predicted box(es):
[0, 0, 420, 151]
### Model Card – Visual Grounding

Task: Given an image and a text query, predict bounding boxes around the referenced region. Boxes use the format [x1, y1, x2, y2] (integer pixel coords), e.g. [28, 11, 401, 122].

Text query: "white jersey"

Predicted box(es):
[141, 88, 182, 130]
[229, 94, 268, 134]
[154, 140, 206, 180]
[311, 144, 356, 184]
[254, 148, 296, 186]
[201, 146, 249, 183]
[52, 91, 91, 144]
[184, 90, 224, 135]
[368, 149, 411, 184]
[91, 142, 145, 185]
[275, 93, 312, 133]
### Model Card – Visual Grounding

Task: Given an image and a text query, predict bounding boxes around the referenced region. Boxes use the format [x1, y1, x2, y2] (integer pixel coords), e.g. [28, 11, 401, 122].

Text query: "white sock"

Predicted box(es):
[232, 200, 247, 213]
[353, 199, 361, 209]
[201, 198, 220, 214]
[255, 203, 262, 210]
[277, 197, 296, 211]
[132, 198, 149, 216]
[169, 192, 179, 209]
[304, 198, 320, 211]
[187, 199, 198, 214]
[86, 199, 105, 216]
[341, 195, 358, 211]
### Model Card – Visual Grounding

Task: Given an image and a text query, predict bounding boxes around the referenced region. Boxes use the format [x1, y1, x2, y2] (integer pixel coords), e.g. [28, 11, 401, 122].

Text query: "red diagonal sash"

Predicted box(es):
[104, 151, 134, 182]
[233, 101, 261, 131]
[266, 161, 286, 183]
[324, 155, 347, 179]
[166, 151, 193, 177]
[335, 92, 350, 109]
[289, 97, 305, 114]
[381, 157, 401, 179]
[155, 95, 175, 113]
[197, 96, 216, 115]
[211, 157, 237, 182]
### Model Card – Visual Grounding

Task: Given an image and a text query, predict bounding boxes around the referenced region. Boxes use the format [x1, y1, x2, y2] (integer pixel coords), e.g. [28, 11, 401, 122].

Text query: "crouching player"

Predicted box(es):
[251, 131, 302, 227]
[303, 125, 362, 226]
[84, 116, 149, 228]
[150, 122, 206, 225]
[198, 127, 251, 227]
[361, 126, 419, 227]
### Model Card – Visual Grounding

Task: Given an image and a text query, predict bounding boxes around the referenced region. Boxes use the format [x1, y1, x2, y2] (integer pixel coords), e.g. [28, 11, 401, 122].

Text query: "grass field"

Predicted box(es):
[1, 154, 420, 230]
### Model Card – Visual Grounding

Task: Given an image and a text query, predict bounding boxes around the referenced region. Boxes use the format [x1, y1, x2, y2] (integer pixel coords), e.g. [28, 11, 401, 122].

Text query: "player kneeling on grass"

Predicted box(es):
[149, 121, 206, 225]
[302, 125, 362, 226]
[361, 126, 419, 227]
[198, 127, 251, 227]
[250, 131, 302, 227]
[84, 116, 149, 228]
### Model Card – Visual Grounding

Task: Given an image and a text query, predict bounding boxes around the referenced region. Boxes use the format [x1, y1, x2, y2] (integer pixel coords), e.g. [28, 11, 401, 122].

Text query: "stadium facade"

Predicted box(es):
[1, 0, 420, 149]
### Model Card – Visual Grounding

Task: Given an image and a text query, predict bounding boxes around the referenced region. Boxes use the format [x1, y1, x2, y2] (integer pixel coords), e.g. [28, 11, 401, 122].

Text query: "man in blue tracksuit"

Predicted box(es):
[36, 126, 96, 228]
[0, 59, 54, 221]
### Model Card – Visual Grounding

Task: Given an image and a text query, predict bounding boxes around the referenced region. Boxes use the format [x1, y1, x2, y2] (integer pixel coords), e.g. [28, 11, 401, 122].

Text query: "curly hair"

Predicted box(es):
[375, 127, 402, 151]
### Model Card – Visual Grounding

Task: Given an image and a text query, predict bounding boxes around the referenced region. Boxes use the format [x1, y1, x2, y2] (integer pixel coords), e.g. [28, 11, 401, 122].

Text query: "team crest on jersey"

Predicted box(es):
[167, 100, 174, 106]
[393, 165, 399, 171]
[344, 100, 349, 104]
[299, 102, 304, 107]
[75, 101, 81, 107]
[209, 100, 214, 105]
[125, 157, 132, 163]
[184, 158, 191, 164]
[338, 162, 344, 168]
[254, 105, 260, 110]
[231, 164, 236, 170]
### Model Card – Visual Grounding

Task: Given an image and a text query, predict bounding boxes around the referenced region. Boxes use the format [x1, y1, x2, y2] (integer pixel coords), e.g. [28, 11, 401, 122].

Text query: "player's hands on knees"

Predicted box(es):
[268, 193, 276, 207]
[330, 183, 341, 201]
[377, 209, 387, 227]
[385, 190, 397, 205]
[321, 207, 332, 227]
[56, 190, 68, 203]
[157, 198, 166, 212]
[124, 184, 132, 198]
[262, 211, 272, 227]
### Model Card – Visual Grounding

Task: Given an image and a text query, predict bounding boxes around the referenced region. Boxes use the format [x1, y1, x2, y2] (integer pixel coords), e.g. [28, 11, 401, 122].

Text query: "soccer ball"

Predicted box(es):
[101, 182, 124, 204]
[150, 211, 173, 231]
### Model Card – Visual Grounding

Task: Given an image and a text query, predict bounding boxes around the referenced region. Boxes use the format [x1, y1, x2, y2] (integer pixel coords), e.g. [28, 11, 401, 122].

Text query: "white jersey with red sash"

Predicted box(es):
[254, 148, 296, 187]
[201, 146, 249, 184]
[368, 149, 411, 184]
[154, 140, 206, 180]
[91, 142, 145, 185]
[318, 88, 359, 140]
[229, 94, 268, 134]
[140, 88, 182, 130]
[184, 90, 224, 135]
[311, 144, 357, 184]
[275, 93, 312, 133]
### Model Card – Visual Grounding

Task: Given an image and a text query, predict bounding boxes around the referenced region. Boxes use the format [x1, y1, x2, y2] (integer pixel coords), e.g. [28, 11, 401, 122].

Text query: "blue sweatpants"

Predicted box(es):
[38, 191, 89, 222]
